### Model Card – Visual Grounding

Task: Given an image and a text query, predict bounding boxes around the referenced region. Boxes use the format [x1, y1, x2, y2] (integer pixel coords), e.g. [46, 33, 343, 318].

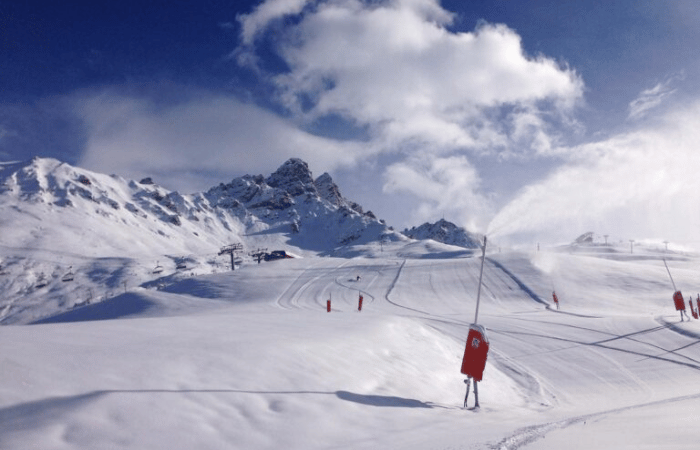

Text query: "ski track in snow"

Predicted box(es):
[491, 390, 700, 450]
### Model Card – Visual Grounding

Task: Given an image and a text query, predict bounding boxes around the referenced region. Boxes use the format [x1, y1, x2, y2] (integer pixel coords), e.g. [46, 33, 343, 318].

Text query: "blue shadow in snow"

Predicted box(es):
[335, 391, 432, 408]
[486, 257, 547, 306]
[31, 293, 156, 324]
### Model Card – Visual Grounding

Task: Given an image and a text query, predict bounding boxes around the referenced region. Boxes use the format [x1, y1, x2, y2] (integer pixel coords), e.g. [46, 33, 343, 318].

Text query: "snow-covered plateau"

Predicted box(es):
[2, 158, 700, 449]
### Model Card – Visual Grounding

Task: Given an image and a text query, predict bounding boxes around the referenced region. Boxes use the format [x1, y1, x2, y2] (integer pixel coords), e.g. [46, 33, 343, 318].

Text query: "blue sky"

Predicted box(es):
[3, 0, 700, 246]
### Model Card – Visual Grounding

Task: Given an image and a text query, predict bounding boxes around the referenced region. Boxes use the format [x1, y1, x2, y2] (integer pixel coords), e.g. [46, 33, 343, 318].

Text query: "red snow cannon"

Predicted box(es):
[673, 291, 686, 311]
[460, 324, 489, 382]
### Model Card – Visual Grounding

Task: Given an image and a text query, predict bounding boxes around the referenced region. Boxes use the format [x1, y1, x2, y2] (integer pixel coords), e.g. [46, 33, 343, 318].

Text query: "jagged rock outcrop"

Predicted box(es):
[205, 158, 389, 249]
[403, 219, 480, 249]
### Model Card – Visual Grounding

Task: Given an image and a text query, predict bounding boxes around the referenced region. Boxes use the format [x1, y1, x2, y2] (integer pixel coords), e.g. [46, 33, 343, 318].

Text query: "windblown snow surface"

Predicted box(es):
[2, 240, 700, 449]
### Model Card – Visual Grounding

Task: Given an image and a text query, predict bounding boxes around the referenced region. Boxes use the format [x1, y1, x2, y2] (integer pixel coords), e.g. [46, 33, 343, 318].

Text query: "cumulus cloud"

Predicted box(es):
[628, 73, 683, 120]
[74, 90, 368, 191]
[233, 0, 585, 229]
[489, 99, 700, 246]
[251, 0, 583, 154]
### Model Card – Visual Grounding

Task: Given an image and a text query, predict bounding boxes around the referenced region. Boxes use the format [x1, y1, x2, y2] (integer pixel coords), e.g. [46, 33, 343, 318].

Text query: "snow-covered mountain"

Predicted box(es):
[0, 157, 396, 323]
[205, 158, 389, 250]
[403, 218, 481, 249]
[0, 157, 392, 254]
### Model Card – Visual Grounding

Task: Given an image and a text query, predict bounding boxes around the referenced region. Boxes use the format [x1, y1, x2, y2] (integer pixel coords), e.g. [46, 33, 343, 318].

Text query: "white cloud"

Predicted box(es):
[383, 154, 493, 231]
[255, 0, 583, 154]
[233, 0, 585, 230]
[74, 90, 369, 192]
[628, 73, 683, 120]
[237, 0, 310, 46]
[489, 99, 700, 246]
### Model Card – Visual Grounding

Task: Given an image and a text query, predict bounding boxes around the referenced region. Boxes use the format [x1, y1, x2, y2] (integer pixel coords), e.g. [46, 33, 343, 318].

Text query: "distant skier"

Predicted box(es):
[552, 291, 560, 310]
[356, 275, 361, 281]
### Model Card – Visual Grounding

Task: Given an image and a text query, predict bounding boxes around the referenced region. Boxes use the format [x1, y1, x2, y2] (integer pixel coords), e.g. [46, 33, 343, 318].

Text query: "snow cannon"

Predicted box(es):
[673, 291, 686, 311]
[673, 291, 690, 321]
[460, 324, 489, 382]
[461, 324, 489, 409]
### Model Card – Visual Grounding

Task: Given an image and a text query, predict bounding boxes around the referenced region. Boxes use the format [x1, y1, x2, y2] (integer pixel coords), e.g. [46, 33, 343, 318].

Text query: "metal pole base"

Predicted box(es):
[464, 378, 480, 409]
[463, 378, 471, 408]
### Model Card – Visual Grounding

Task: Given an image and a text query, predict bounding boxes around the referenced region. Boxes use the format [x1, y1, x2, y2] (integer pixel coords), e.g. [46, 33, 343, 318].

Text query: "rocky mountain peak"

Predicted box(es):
[266, 158, 316, 197]
[404, 219, 480, 249]
[314, 172, 343, 206]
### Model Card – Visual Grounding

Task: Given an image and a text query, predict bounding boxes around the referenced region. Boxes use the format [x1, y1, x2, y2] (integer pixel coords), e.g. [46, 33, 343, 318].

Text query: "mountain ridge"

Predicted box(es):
[0, 156, 399, 323]
[403, 218, 481, 249]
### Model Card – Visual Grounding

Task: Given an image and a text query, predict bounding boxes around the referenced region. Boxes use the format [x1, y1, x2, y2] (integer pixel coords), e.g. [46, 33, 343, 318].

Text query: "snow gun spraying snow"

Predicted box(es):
[460, 236, 490, 409]
[664, 259, 690, 322]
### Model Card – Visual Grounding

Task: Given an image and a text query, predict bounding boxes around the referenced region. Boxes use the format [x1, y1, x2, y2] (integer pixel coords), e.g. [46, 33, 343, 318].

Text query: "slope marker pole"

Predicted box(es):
[473, 236, 487, 324]
[663, 259, 677, 291]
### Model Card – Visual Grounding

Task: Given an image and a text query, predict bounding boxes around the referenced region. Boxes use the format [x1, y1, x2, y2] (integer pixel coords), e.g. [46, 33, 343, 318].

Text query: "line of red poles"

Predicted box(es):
[326, 293, 363, 312]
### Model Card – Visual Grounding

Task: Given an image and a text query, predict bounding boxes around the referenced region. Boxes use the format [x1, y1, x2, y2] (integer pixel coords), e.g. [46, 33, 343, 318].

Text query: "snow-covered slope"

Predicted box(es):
[0, 157, 396, 323]
[5, 158, 700, 449]
[2, 243, 700, 449]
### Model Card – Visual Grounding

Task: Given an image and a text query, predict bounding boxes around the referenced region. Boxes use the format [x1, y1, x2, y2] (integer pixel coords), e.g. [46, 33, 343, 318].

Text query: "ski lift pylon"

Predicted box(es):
[36, 273, 48, 288]
[62, 266, 74, 282]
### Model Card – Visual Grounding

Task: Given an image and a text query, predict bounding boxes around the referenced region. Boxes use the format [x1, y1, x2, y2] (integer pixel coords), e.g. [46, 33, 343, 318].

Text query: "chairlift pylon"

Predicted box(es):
[36, 273, 48, 288]
[62, 266, 74, 282]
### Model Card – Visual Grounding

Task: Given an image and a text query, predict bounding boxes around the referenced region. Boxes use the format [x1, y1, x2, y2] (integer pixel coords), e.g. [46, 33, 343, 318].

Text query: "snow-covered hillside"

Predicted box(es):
[2, 241, 700, 449]
[3, 157, 700, 450]
[0, 157, 397, 323]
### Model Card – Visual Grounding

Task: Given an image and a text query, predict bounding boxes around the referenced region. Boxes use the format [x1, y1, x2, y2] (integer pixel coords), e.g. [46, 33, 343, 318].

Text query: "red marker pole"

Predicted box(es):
[327, 299, 331, 313]
[358, 294, 363, 311]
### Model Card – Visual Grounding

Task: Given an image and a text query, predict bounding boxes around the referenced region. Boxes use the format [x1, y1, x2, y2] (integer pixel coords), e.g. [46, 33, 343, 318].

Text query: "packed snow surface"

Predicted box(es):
[2, 240, 700, 449]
